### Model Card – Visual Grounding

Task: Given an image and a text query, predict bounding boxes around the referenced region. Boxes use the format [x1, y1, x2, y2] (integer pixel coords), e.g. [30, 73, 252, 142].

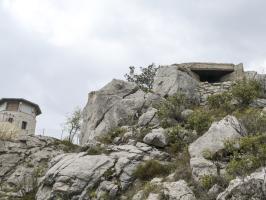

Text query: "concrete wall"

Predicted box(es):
[0, 101, 37, 135]
[197, 81, 233, 104]
[0, 111, 36, 135]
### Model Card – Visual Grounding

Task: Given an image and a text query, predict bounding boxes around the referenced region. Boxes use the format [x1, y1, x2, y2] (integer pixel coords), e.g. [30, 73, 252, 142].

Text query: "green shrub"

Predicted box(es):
[234, 108, 266, 135]
[124, 63, 158, 92]
[142, 183, 163, 199]
[166, 125, 196, 154]
[187, 109, 213, 135]
[86, 145, 107, 155]
[207, 92, 233, 111]
[200, 175, 229, 191]
[98, 127, 126, 144]
[55, 139, 80, 153]
[133, 160, 172, 181]
[231, 79, 262, 106]
[157, 93, 194, 128]
[173, 148, 193, 182]
[225, 134, 266, 179]
[200, 175, 216, 190]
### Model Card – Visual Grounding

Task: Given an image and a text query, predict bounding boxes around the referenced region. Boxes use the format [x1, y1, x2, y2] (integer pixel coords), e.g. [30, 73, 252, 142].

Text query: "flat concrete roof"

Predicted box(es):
[182, 62, 235, 71]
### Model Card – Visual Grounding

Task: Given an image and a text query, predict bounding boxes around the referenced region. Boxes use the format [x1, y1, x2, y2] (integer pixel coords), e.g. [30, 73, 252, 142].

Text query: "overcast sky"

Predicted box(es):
[1, 0, 266, 138]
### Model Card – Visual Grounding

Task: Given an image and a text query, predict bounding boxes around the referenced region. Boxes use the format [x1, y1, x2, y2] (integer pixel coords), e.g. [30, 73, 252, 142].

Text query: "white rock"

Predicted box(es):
[163, 180, 196, 200]
[189, 115, 246, 180]
[152, 65, 199, 101]
[138, 108, 158, 126]
[147, 193, 160, 200]
[80, 79, 159, 144]
[217, 168, 266, 200]
[143, 128, 168, 147]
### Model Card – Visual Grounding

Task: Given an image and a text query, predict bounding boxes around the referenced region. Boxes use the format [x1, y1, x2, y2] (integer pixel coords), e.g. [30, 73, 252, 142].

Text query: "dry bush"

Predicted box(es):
[0, 122, 19, 140]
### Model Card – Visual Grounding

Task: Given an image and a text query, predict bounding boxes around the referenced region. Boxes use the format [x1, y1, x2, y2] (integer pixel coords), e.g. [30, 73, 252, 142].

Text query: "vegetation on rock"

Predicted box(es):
[124, 63, 158, 91]
[133, 160, 172, 181]
[231, 79, 262, 106]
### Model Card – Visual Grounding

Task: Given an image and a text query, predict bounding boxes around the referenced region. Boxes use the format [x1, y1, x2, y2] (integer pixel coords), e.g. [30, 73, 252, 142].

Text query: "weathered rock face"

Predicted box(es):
[0, 134, 68, 199]
[143, 128, 168, 148]
[163, 180, 196, 200]
[189, 115, 246, 180]
[80, 79, 161, 144]
[152, 65, 200, 101]
[138, 108, 159, 127]
[36, 142, 169, 200]
[133, 178, 196, 200]
[217, 168, 266, 200]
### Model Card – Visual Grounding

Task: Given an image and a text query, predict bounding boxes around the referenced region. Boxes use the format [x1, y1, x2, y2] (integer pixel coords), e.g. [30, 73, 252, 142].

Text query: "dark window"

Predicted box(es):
[6, 102, 19, 111]
[191, 70, 233, 83]
[7, 118, 13, 123]
[21, 121, 27, 130]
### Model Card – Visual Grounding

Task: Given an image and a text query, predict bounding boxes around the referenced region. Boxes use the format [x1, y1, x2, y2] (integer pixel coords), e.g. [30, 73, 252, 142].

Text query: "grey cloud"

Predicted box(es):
[0, 1, 266, 137]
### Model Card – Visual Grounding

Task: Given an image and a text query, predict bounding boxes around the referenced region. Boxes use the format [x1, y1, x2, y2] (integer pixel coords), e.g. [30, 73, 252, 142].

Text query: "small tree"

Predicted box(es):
[124, 63, 158, 91]
[63, 107, 82, 143]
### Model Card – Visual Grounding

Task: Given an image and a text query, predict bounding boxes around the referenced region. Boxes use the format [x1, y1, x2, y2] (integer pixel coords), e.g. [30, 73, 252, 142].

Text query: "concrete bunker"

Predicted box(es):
[183, 63, 244, 83]
[191, 69, 233, 83]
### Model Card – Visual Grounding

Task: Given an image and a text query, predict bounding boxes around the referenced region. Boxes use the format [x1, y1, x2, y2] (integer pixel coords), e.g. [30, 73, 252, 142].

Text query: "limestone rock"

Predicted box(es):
[217, 168, 266, 200]
[189, 115, 246, 180]
[132, 190, 145, 200]
[147, 193, 160, 200]
[143, 128, 168, 147]
[207, 184, 223, 198]
[152, 65, 200, 101]
[80, 79, 160, 144]
[138, 108, 158, 127]
[251, 98, 266, 108]
[163, 180, 196, 200]
[0, 134, 67, 199]
[36, 142, 169, 200]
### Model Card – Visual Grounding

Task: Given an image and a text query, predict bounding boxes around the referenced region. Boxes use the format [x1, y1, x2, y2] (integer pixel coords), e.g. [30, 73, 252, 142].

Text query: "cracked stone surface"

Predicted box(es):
[152, 65, 200, 101]
[188, 115, 247, 181]
[36, 142, 169, 200]
[0, 134, 68, 199]
[80, 79, 161, 144]
[217, 168, 266, 200]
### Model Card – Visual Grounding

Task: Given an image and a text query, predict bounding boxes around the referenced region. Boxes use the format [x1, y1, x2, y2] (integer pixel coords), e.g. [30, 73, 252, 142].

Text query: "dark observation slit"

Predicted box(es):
[191, 70, 233, 83]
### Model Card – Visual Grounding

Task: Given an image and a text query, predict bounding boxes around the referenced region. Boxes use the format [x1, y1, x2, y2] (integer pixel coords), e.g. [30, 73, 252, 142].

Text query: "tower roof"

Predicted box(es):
[0, 98, 42, 115]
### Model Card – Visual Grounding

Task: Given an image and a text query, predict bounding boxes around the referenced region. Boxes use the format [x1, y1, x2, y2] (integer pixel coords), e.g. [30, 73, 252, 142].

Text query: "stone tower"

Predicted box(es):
[0, 98, 41, 135]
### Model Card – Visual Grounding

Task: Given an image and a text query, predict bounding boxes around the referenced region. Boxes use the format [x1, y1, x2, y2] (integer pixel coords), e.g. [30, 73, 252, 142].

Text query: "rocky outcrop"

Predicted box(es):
[189, 115, 246, 180]
[36, 142, 169, 200]
[152, 65, 200, 101]
[80, 79, 161, 144]
[0, 134, 70, 199]
[217, 168, 266, 200]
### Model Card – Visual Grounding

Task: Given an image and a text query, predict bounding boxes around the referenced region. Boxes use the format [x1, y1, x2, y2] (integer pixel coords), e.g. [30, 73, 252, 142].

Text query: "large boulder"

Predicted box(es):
[152, 65, 200, 101]
[217, 168, 266, 200]
[133, 179, 196, 200]
[36, 142, 170, 200]
[0, 134, 70, 199]
[80, 79, 161, 144]
[163, 180, 196, 200]
[143, 128, 168, 148]
[138, 107, 159, 127]
[189, 115, 246, 180]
